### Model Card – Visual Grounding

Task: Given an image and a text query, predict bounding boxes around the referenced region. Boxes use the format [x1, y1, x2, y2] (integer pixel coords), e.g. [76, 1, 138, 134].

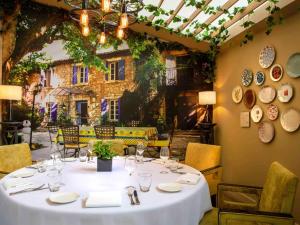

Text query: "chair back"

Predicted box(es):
[0, 143, 32, 173]
[94, 125, 115, 139]
[185, 143, 221, 171]
[259, 161, 298, 214]
[61, 125, 80, 146]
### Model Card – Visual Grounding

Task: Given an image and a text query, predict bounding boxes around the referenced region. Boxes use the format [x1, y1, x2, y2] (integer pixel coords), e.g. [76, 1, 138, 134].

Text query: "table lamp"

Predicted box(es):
[0, 85, 23, 121]
[198, 91, 216, 123]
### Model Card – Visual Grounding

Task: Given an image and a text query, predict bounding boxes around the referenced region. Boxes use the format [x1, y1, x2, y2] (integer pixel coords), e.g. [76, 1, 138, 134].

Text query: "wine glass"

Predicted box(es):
[136, 142, 145, 164]
[160, 147, 170, 164]
[125, 157, 136, 176]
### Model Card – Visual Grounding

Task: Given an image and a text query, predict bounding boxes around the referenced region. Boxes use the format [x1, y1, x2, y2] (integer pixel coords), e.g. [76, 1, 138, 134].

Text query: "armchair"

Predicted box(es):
[0, 143, 32, 179]
[200, 161, 298, 225]
[184, 143, 222, 196]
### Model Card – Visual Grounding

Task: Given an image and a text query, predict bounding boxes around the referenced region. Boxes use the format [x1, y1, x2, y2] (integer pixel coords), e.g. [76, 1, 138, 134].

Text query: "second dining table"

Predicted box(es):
[0, 158, 212, 225]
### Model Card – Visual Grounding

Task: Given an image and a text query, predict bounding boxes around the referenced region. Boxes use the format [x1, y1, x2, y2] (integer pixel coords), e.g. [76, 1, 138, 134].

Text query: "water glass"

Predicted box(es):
[79, 150, 88, 162]
[47, 167, 61, 192]
[168, 158, 179, 172]
[36, 160, 47, 173]
[135, 143, 145, 164]
[138, 172, 152, 192]
[125, 157, 136, 175]
[160, 147, 170, 163]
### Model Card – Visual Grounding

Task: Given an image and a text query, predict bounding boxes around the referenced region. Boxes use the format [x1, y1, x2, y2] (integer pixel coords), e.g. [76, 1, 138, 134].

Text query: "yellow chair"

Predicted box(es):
[200, 161, 298, 225]
[184, 143, 222, 196]
[0, 143, 32, 179]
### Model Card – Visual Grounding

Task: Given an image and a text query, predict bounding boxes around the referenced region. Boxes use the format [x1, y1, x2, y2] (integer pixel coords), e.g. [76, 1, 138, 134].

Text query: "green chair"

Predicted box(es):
[200, 161, 298, 225]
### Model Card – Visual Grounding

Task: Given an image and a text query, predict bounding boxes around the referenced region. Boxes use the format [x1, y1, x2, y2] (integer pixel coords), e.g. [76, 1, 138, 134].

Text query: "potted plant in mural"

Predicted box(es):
[92, 141, 117, 172]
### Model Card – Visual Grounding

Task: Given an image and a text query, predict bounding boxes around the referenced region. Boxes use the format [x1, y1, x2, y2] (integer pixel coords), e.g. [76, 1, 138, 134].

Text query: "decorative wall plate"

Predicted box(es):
[254, 71, 265, 86]
[259, 46, 275, 68]
[243, 89, 256, 109]
[270, 64, 283, 81]
[258, 86, 276, 104]
[286, 52, 300, 78]
[258, 121, 275, 143]
[251, 105, 263, 123]
[277, 83, 293, 103]
[280, 108, 300, 132]
[240, 112, 250, 128]
[232, 85, 243, 103]
[241, 69, 253, 87]
[266, 104, 279, 121]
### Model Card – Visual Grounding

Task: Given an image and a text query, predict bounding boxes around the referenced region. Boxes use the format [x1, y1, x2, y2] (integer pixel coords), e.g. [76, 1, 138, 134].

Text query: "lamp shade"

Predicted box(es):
[198, 91, 216, 105]
[0, 85, 22, 100]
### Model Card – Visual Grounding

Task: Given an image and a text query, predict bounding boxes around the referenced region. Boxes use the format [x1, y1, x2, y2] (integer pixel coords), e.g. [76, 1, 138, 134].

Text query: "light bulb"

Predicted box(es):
[82, 26, 90, 36]
[116, 27, 124, 39]
[119, 13, 128, 29]
[99, 32, 106, 44]
[102, 0, 110, 12]
[80, 10, 89, 26]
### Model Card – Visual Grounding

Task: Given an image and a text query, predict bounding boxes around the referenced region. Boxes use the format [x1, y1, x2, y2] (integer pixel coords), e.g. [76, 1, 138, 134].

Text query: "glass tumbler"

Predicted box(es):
[138, 172, 152, 192]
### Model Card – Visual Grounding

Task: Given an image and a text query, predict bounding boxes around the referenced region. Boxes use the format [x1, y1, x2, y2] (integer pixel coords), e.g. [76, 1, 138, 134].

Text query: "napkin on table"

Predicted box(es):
[176, 173, 200, 185]
[85, 191, 122, 208]
[2, 178, 33, 190]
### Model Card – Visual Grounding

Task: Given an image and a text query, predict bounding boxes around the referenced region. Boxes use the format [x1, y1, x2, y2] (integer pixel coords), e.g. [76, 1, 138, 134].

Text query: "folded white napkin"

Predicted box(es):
[10, 169, 36, 178]
[2, 178, 33, 190]
[152, 159, 164, 164]
[176, 173, 200, 185]
[85, 191, 122, 208]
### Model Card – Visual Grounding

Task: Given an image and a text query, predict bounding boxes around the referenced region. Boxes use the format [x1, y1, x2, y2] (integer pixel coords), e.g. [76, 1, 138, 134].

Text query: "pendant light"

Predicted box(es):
[80, 10, 89, 26]
[119, 13, 128, 29]
[99, 31, 106, 44]
[102, 0, 111, 13]
[116, 27, 124, 39]
[82, 26, 90, 36]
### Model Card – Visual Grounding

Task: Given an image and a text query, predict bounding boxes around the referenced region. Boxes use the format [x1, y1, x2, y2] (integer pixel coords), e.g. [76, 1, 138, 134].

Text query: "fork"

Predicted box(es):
[9, 184, 47, 196]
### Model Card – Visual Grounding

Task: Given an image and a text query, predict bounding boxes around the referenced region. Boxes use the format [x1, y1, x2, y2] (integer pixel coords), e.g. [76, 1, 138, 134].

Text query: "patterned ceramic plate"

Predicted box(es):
[266, 104, 279, 121]
[241, 69, 253, 87]
[259, 46, 275, 68]
[286, 52, 300, 78]
[277, 83, 293, 103]
[251, 105, 263, 123]
[243, 89, 256, 109]
[270, 64, 283, 82]
[258, 86, 276, 104]
[232, 85, 243, 103]
[280, 108, 300, 132]
[254, 71, 265, 86]
[258, 121, 275, 143]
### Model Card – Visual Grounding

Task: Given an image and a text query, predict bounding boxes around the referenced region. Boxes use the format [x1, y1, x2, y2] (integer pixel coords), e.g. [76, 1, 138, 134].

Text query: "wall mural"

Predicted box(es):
[232, 46, 300, 143]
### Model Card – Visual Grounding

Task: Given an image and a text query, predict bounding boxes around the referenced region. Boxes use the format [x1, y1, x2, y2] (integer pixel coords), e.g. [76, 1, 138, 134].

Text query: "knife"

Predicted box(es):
[133, 190, 140, 205]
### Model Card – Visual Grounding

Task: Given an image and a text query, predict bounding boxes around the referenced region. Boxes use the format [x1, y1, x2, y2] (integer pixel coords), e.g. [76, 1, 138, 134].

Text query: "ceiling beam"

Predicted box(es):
[194, 0, 239, 35]
[148, 0, 165, 22]
[178, 0, 213, 32]
[165, 0, 185, 26]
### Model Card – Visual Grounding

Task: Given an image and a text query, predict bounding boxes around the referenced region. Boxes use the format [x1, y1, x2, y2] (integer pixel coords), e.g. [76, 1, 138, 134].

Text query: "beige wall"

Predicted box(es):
[215, 11, 300, 220]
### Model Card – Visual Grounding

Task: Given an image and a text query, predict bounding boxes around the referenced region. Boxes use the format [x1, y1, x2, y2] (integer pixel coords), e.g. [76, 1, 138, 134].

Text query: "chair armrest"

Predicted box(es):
[0, 171, 10, 175]
[217, 183, 263, 211]
[219, 208, 294, 225]
[201, 165, 222, 175]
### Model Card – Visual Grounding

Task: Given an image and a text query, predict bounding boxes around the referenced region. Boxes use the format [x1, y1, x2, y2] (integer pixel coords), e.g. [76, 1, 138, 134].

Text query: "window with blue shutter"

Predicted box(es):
[118, 59, 125, 80]
[84, 67, 89, 83]
[72, 65, 77, 84]
[101, 98, 108, 123]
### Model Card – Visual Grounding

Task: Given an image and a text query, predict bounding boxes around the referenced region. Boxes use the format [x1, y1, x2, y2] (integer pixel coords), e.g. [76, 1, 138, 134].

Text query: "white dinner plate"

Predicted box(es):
[280, 108, 300, 132]
[49, 192, 80, 204]
[277, 83, 293, 103]
[61, 158, 77, 162]
[11, 170, 36, 178]
[250, 105, 263, 123]
[258, 121, 275, 144]
[258, 86, 276, 104]
[157, 183, 182, 193]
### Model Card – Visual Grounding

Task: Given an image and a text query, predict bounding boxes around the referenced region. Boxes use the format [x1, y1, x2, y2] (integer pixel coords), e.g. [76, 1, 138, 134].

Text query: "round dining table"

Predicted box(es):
[0, 158, 212, 225]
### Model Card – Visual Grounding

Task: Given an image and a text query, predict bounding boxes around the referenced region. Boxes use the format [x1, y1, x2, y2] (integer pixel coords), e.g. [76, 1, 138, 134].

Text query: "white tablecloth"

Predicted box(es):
[0, 158, 212, 225]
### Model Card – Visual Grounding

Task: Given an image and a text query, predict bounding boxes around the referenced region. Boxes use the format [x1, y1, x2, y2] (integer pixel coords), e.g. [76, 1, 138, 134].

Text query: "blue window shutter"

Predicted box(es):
[72, 65, 77, 84]
[118, 59, 125, 80]
[51, 103, 58, 122]
[101, 98, 108, 122]
[84, 67, 89, 83]
[105, 62, 109, 81]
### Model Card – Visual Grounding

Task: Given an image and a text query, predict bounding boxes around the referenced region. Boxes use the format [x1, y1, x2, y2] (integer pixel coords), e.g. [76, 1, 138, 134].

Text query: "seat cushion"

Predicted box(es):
[0, 143, 32, 174]
[199, 208, 218, 225]
[259, 161, 298, 214]
[65, 144, 88, 149]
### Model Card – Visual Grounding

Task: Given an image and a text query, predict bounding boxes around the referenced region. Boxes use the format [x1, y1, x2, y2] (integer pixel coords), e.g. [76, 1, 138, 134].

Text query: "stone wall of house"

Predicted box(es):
[42, 54, 136, 124]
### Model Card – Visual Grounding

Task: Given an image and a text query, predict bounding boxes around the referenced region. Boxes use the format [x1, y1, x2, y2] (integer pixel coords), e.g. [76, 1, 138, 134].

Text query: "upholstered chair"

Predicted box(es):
[0, 143, 32, 179]
[184, 143, 222, 196]
[199, 161, 298, 225]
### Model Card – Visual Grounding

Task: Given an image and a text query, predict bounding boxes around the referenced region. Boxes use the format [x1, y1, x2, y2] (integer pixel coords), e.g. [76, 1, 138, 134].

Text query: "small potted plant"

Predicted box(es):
[92, 141, 117, 172]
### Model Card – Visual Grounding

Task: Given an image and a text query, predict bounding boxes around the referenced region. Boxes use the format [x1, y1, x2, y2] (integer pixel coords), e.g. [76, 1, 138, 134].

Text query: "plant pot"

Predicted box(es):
[97, 158, 112, 172]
